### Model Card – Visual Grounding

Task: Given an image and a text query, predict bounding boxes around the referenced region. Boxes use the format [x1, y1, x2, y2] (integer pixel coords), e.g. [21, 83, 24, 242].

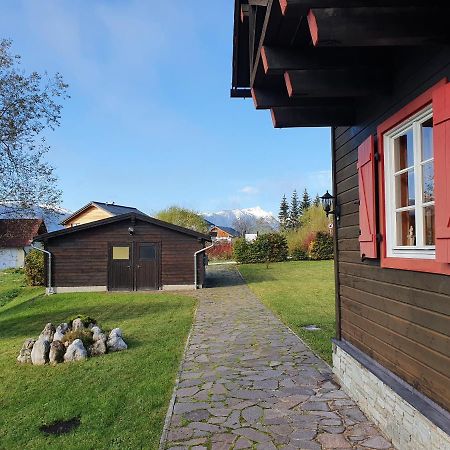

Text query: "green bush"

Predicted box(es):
[291, 247, 308, 261]
[309, 231, 334, 260]
[67, 314, 97, 328]
[24, 249, 45, 286]
[62, 329, 94, 349]
[234, 234, 288, 264]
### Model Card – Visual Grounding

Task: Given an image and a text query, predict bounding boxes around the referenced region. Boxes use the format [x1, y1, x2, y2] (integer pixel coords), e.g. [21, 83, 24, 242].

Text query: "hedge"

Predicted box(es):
[233, 233, 288, 264]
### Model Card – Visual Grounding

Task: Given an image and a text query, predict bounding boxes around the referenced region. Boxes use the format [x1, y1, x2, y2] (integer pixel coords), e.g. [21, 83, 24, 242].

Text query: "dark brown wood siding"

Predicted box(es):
[334, 47, 450, 411]
[45, 218, 206, 288]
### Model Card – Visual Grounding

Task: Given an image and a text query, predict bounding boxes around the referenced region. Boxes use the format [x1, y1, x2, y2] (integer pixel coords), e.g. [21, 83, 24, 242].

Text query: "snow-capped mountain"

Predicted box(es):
[203, 206, 279, 233]
[0, 204, 72, 232]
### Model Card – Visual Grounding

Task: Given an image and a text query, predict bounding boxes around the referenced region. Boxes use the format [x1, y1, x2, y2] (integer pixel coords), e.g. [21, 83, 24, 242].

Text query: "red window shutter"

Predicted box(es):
[357, 135, 377, 259]
[433, 83, 450, 263]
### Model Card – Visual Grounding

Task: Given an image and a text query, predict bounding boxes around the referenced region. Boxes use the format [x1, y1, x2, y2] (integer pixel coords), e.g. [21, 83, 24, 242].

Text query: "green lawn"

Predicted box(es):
[0, 270, 196, 450]
[238, 260, 335, 364]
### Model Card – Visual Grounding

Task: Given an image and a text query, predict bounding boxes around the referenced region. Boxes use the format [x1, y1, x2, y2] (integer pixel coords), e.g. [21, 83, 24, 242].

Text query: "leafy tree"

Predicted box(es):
[0, 39, 68, 218]
[278, 194, 289, 230]
[300, 188, 311, 213]
[156, 206, 208, 233]
[313, 193, 321, 207]
[289, 190, 300, 230]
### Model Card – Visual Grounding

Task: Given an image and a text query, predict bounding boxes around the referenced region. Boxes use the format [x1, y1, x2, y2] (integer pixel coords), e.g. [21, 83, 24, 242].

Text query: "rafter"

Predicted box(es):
[284, 69, 388, 97]
[271, 105, 355, 127]
[261, 46, 381, 75]
[308, 7, 450, 47]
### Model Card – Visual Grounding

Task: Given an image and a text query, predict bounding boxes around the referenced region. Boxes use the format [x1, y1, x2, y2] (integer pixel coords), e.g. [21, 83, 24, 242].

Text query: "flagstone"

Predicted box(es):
[160, 266, 395, 450]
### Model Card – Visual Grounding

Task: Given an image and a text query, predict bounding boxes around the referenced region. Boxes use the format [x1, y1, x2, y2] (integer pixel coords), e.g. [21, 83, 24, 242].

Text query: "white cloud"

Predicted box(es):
[240, 186, 259, 195]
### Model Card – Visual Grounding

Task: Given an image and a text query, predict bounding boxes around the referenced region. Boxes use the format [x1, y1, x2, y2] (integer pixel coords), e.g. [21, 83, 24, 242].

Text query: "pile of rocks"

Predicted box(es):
[17, 318, 127, 365]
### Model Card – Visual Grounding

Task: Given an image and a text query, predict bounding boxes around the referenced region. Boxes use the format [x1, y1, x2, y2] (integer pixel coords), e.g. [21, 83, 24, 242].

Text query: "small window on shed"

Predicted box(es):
[139, 245, 156, 260]
[112, 246, 129, 260]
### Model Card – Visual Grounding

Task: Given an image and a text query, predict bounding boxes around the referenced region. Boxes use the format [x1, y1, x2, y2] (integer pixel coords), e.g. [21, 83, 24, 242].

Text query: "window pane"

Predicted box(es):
[140, 245, 156, 260]
[394, 128, 414, 171]
[421, 118, 433, 161]
[395, 170, 415, 207]
[396, 210, 416, 246]
[112, 246, 129, 260]
[422, 161, 434, 203]
[423, 206, 435, 245]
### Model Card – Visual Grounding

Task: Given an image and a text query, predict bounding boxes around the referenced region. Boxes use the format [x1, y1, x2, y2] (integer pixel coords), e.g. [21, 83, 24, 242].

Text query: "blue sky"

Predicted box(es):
[1, 1, 331, 216]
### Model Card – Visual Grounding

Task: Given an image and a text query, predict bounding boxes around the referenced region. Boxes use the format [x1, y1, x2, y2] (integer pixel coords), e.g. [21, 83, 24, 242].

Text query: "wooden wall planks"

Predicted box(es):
[334, 46, 450, 410]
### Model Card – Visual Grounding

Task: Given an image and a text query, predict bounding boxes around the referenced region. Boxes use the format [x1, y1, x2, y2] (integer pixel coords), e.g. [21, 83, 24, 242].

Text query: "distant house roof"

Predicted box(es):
[204, 218, 215, 229]
[211, 225, 240, 237]
[0, 219, 47, 248]
[60, 201, 147, 225]
[36, 212, 212, 242]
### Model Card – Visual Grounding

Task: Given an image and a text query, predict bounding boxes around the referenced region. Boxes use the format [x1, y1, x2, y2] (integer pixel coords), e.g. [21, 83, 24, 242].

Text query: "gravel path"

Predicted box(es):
[161, 265, 394, 450]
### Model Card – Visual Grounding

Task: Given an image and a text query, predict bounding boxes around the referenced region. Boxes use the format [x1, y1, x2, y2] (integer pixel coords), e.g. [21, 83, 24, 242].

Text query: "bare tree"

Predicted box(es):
[232, 215, 252, 237]
[0, 39, 68, 219]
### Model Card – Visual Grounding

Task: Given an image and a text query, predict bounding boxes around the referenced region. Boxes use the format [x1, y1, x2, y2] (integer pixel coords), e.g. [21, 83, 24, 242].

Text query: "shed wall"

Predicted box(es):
[46, 219, 206, 288]
[334, 47, 450, 411]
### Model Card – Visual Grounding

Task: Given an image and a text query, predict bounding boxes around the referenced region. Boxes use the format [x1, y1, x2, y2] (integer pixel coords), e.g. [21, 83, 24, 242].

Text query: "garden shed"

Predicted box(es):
[230, 1, 450, 448]
[34, 212, 211, 292]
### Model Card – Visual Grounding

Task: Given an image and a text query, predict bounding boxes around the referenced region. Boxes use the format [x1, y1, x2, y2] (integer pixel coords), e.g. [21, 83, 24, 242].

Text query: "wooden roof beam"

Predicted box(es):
[308, 7, 450, 47]
[284, 68, 389, 97]
[280, 1, 447, 17]
[271, 105, 355, 127]
[261, 46, 381, 75]
[240, 4, 249, 22]
[252, 87, 355, 109]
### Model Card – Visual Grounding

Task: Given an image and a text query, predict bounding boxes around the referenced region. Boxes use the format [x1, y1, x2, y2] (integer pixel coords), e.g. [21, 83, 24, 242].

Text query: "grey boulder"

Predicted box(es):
[64, 339, 87, 362]
[72, 318, 84, 331]
[31, 338, 50, 365]
[91, 326, 103, 341]
[39, 323, 56, 342]
[90, 337, 107, 357]
[17, 338, 36, 364]
[49, 340, 66, 364]
[106, 328, 127, 352]
[53, 323, 69, 341]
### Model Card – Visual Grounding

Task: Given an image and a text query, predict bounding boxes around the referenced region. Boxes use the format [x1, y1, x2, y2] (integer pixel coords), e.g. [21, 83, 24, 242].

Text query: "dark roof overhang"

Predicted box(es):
[36, 212, 212, 243]
[231, 0, 450, 127]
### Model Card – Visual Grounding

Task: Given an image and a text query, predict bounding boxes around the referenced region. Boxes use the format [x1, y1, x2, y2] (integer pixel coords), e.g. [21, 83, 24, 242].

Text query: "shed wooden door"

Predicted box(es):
[135, 243, 160, 291]
[108, 244, 133, 291]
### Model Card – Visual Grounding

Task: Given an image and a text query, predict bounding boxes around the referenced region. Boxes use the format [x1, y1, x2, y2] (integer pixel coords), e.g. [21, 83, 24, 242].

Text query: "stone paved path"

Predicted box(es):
[161, 265, 394, 450]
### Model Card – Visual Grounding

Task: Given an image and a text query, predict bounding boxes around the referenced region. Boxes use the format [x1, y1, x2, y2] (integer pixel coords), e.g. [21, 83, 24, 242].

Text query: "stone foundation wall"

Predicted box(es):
[333, 343, 450, 450]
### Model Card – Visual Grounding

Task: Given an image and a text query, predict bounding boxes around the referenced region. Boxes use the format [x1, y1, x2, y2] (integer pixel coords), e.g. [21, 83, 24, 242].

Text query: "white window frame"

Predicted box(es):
[383, 105, 435, 259]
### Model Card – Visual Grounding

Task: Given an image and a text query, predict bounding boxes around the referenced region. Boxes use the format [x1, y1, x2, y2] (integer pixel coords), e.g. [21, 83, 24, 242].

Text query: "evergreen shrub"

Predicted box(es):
[309, 231, 334, 260]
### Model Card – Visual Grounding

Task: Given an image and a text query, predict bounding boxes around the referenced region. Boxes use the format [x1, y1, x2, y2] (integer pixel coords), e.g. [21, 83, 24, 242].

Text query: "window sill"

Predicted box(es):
[381, 255, 450, 275]
[388, 247, 436, 259]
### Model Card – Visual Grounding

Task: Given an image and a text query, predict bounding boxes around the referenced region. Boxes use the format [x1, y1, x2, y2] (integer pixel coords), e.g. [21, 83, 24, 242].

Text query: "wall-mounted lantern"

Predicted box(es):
[128, 226, 135, 235]
[320, 190, 340, 220]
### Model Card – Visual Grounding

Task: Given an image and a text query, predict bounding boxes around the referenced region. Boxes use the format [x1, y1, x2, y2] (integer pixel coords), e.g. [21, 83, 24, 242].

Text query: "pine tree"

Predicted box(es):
[300, 188, 311, 213]
[313, 193, 321, 207]
[289, 190, 300, 229]
[278, 194, 289, 230]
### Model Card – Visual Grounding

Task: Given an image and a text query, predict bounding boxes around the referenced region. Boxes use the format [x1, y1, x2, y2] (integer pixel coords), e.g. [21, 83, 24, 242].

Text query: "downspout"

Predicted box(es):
[194, 242, 214, 289]
[31, 242, 54, 295]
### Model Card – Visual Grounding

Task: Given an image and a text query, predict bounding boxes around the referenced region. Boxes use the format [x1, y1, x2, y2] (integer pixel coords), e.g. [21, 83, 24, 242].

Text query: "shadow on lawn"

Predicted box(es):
[205, 264, 278, 288]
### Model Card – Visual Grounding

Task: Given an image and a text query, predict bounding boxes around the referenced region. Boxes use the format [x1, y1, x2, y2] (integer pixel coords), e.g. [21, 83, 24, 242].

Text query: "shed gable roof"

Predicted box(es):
[36, 213, 212, 242]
